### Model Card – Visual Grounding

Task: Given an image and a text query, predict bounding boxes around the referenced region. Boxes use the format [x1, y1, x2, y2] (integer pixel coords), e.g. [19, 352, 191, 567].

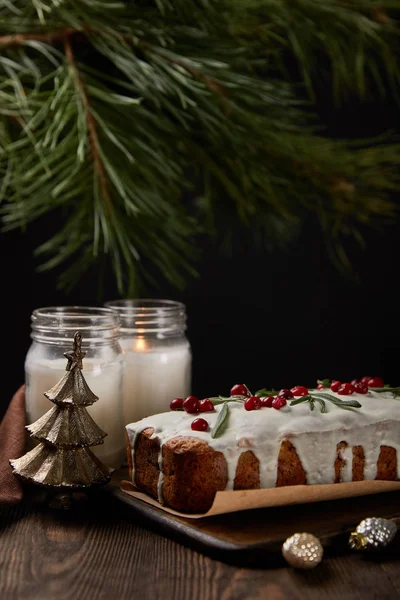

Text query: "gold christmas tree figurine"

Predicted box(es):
[10, 332, 113, 489]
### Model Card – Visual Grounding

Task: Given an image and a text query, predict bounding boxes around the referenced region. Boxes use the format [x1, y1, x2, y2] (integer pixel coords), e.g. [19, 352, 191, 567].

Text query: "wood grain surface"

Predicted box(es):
[1, 490, 400, 600]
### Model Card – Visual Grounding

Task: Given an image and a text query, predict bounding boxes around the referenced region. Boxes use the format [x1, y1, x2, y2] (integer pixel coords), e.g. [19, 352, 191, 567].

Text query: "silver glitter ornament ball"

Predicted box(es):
[349, 517, 397, 551]
[282, 532, 324, 569]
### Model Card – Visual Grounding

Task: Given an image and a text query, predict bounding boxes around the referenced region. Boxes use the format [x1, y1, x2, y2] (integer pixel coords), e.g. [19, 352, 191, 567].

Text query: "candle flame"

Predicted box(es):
[135, 337, 147, 352]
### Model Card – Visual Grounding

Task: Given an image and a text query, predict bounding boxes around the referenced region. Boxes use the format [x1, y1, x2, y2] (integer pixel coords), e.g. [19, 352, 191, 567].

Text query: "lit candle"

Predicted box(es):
[105, 300, 192, 425]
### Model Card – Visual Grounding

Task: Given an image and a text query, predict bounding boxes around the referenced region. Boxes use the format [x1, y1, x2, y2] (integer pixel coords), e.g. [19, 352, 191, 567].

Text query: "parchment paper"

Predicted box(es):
[120, 479, 400, 519]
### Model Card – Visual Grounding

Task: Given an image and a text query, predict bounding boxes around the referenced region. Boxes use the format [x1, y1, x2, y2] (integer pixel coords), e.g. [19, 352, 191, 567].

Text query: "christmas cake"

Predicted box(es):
[125, 378, 400, 513]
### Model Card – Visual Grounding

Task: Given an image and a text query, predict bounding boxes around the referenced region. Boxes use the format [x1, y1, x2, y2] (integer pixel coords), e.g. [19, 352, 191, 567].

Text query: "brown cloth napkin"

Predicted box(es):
[0, 386, 27, 505]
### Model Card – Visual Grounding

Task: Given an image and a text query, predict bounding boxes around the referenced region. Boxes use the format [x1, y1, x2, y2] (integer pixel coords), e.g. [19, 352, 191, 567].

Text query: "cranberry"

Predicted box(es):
[183, 396, 200, 413]
[330, 380, 341, 392]
[191, 418, 208, 432]
[290, 385, 309, 396]
[277, 389, 294, 399]
[338, 382, 355, 395]
[272, 397, 287, 410]
[353, 382, 368, 394]
[361, 376, 372, 383]
[230, 384, 249, 397]
[260, 396, 275, 408]
[367, 376, 384, 388]
[199, 398, 215, 412]
[351, 379, 361, 386]
[244, 396, 261, 411]
[170, 398, 184, 410]
[316, 384, 325, 390]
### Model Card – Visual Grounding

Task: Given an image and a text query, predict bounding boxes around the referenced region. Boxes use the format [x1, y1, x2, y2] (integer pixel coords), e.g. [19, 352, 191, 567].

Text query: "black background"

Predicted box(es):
[1, 86, 400, 420]
[1, 210, 399, 420]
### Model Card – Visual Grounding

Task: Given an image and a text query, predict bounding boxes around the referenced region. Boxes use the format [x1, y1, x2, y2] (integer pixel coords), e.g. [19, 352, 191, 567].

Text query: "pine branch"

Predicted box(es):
[1, 0, 400, 294]
[0, 28, 77, 48]
[63, 36, 110, 214]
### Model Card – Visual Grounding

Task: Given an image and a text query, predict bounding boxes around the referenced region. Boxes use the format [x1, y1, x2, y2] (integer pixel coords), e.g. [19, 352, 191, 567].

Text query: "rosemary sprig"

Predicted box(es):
[316, 379, 331, 388]
[255, 388, 278, 397]
[290, 395, 321, 412]
[311, 392, 362, 410]
[315, 398, 327, 413]
[290, 392, 361, 412]
[290, 395, 313, 406]
[208, 395, 246, 405]
[369, 387, 400, 398]
[211, 403, 229, 439]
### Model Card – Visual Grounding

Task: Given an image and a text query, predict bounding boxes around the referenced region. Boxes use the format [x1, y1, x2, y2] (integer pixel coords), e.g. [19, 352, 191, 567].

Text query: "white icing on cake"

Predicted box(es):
[126, 390, 400, 503]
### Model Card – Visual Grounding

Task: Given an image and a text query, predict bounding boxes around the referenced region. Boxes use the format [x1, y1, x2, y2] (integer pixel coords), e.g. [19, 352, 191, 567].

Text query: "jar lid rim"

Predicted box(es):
[31, 306, 120, 336]
[105, 299, 186, 313]
[32, 306, 119, 320]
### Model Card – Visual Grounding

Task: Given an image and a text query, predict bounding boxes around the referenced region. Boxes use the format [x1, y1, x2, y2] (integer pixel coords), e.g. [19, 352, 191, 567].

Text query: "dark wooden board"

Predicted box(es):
[109, 469, 400, 566]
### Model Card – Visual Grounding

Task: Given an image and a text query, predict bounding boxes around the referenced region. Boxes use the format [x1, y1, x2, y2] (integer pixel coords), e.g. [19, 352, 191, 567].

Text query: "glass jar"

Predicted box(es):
[104, 299, 192, 425]
[25, 306, 125, 469]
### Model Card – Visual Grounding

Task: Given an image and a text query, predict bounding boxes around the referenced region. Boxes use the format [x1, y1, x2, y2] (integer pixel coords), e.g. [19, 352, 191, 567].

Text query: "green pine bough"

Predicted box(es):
[1, 1, 400, 294]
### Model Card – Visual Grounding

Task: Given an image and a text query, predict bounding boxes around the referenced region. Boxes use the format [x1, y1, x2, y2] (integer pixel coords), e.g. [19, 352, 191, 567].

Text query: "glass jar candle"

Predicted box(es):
[104, 299, 192, 425]
[25, 306, 125, 469]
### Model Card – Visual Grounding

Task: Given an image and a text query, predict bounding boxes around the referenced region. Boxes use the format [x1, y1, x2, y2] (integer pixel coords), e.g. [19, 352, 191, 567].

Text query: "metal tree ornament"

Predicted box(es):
[10, 332, 113, 494]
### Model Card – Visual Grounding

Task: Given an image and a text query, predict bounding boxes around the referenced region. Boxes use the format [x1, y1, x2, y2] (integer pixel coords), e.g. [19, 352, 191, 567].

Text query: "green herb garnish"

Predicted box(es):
[316, 379, 331, 388]
[290, 395, 321, 412]
[311, 392, 362, 410]
[211, 403, 230, 439]
[290, 395, 313, 406]
[315, 398, 327, 413]
[255, 388, 278, 397]
[206, 379, 370, 418]
[290, 392, 361, 413]
[208, 395, 246, 405]
[369, 387, 400, 398]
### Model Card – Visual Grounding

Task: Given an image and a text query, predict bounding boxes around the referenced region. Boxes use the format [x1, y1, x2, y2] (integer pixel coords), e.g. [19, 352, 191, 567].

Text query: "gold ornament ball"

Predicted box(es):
[282, 532, 324, 569]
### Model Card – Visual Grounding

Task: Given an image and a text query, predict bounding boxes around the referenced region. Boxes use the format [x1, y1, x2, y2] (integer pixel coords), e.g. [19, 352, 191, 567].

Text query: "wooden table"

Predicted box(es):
[1, 491, 400, 600]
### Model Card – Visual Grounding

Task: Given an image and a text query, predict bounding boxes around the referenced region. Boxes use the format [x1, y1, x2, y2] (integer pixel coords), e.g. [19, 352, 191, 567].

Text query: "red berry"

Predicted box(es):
[170, 397, 184, 410]
[278, 388, 294, 399]
[230, 384, 249, 397]
[272, 397, 287, 410]
[330, 380, 341, 392]
[183, 396, 200, 413]
[199, 398, 215, 412]
[290, 385, 309, 397]
[316, 384, 325, 390]
[260, 396, 275, 408]
[244, 396, 261, 411]
[338, 383, 355, 395]
[367, 377, 384, 388]
[361, 376, 372, 384]
[191, 418, 208, 432]
[351, 379, 360, 386]
[353, 382, 368, 394]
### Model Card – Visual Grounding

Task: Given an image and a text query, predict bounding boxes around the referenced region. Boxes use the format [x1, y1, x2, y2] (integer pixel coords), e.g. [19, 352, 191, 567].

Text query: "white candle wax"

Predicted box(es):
[120, 339, 191, 425]
[25, 357, 125, 469]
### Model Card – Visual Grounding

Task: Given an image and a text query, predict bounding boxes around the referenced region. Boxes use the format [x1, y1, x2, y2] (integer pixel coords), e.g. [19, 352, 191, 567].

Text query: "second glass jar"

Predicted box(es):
[105, 299, 192, 425]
